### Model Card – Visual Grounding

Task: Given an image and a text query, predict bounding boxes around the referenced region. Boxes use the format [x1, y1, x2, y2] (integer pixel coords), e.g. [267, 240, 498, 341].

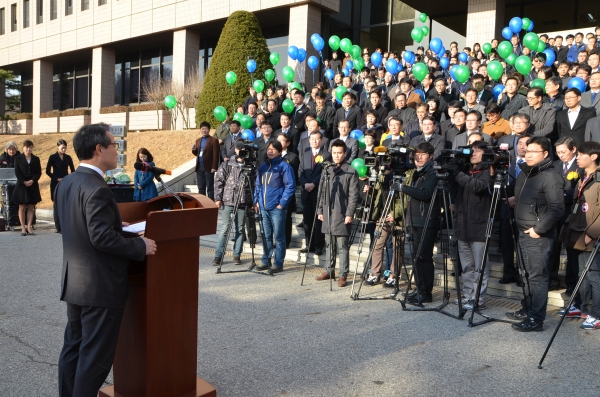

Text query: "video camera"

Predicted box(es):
[237, 140, 259, 174]
[440, 147, 473, 168]
[481, 143, 512, 170]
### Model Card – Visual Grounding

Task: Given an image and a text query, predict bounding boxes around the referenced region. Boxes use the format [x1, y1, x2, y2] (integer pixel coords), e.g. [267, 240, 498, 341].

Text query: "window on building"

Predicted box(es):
[21, 71, 33, 113]
[0, 8, 5, 35]
[65, 0, 73, 16]
[11, 3, 17, 31]
[50, 0, 56, 20]
[23, 0, 30, 28]
[52, 62, 92, 110]
[36, 0, 42, 24]
[81, 0, 89, 11]
[98, 0, 107, 5]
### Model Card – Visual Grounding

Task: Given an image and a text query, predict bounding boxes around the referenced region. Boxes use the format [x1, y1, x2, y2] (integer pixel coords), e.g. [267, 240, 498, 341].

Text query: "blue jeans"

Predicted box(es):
[260, 207, 287, 268]
[215, 206, 246, 258]
[519, 231, 554, 322]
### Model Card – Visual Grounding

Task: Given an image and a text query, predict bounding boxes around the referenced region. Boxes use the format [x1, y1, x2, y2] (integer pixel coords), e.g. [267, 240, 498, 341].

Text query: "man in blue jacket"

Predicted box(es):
[254, 141, 297, 272]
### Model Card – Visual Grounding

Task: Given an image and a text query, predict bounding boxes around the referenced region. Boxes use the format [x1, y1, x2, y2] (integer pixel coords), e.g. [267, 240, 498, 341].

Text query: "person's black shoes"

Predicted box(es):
[511, 318, 544, 332]
[565, 287, 575, 296]
[270, 267, 283, 274]
[506, 309, 528, 321]
[314, 248, 323, 256]
[498, 276, 516, 284]
[548, 282, 560, 291]
[297, 221, 304, 227]
[211, 257, 221, 266]
[233, 256, 242, 265]
[402, 290, 418, 298]
[516, 277, 524, 287]
[299, 247, 309, 253]
[406, 295, 432, 304]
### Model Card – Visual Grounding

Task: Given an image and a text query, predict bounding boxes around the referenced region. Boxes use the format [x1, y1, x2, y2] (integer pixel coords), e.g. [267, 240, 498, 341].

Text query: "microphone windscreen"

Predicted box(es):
[133, 162, 146, 171]
[165, 170, 172, 175]
[373, 146, 388, 153]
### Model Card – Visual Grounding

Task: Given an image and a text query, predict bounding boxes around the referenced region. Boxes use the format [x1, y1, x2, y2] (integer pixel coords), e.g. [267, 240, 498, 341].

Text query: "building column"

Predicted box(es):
[172, 29, 200, 85]
[32, 59, 54, 134]
[91, 47, 116, 124]
[466, 0, 505, 47]
[288, 4, 322, 87]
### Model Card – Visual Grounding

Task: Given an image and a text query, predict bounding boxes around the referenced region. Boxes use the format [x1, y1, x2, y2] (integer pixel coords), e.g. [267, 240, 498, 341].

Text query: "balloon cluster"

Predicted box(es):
[410, 13, 429, 43]
[494, 16, 543, 77]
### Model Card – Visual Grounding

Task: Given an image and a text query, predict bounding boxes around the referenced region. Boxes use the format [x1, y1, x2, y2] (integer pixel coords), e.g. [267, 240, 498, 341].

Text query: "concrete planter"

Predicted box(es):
[1, 119, 33, 134]
[95, 111, 129, 126]
[34, 117, 59, 134]
[128, 109, 170, 131]
[60, 115, 91, 133]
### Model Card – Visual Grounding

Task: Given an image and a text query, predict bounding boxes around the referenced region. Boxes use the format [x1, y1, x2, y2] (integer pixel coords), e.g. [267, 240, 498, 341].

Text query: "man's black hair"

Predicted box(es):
[200, 121, 211, 129]
[268, 140, 283, 153]
[330, 139, 348, 152]
[414, 142, 435, 155]
[527, 136, 551, 153]
[578, 141, 600, 165]
[73, 123, 111, 161]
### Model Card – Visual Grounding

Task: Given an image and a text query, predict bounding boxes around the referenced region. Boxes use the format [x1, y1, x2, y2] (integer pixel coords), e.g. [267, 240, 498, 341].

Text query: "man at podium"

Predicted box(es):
[54, 123, 157, 397]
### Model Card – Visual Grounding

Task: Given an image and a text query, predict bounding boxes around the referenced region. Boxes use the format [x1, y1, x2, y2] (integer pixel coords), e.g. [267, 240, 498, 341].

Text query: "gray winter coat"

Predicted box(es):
[317, 162, 359, 236]
[214, 155, 254, 206]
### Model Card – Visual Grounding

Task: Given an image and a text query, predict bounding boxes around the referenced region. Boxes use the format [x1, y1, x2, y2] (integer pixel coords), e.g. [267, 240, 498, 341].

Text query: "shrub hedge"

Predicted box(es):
[100, 105, 130, 114]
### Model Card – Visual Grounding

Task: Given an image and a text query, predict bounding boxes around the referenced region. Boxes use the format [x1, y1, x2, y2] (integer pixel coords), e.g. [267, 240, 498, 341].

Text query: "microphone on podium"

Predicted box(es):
[134, 162, 172, 176]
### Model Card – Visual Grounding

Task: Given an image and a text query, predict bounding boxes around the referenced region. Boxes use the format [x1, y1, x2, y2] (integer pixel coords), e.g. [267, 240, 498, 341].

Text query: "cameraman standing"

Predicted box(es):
[446, 141, 493, 310]
[509, 136, 564, 332]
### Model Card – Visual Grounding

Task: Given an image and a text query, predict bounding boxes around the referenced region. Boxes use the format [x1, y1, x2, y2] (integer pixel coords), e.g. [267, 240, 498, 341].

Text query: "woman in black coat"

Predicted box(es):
[46, 139, 75, 201]
[0, 141, 20, 167]
[12, 140, 42, 236]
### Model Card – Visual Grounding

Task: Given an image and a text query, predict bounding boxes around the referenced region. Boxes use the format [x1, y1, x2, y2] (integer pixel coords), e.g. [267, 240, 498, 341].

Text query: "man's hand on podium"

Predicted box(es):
[143, 237, 157, 256]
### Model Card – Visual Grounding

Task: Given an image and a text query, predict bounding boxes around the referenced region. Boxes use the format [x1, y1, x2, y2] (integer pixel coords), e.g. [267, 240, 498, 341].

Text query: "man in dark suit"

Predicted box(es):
[584, 116, 600, 142]
[452, 110, 491, 149]
[314, 91, 336, 139]
[221, 120, 242, 161]
[387, 93, 418, 127]
[277, 133, 300, 248]
[333, 91, 362, 138]
[556, 87, 597, 145]
[264, 99, 281, 131]
[409, 116, 446, 163]
[299, 131, 331, 255]
[330, 119, 358, 163]
[472, 74, 494, 107]
[291, 90, 309, 132]
[55, 123, 156, 397]
[192, 121, 220, 200]
[273, 113, 299, 154]
[253, 121, 276, 167]
[580, 72, 600, 116]
[297, 118, 330, 162]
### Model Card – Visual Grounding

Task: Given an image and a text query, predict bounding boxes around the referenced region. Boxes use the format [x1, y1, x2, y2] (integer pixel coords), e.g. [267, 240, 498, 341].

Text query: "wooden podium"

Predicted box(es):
[99, 193, 218, 397]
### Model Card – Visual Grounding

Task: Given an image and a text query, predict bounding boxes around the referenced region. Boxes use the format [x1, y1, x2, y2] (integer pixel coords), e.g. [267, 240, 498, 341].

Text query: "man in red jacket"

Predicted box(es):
[192, 121, 220, 200]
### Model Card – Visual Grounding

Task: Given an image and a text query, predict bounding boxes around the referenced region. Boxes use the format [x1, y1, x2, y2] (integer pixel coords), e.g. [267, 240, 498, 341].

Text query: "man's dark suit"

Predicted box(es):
[299, 148, 331, 251]
[452, 130, 492, 149]
[55, 167, 146, 397]
[298, 134, 330, 162]
[316, 105, 336, 139]
[273, 127, 299, 154]
[584, 117, 600, 142]
[328, 136, 358, 163]
[283, 151, 300, 247]
[409, 133, 446, 163]
[253, 135, 276, 167]
[555, 107, 597, 145]
[333, 105, 362, 138]
[291, 104, 309, 132]
[477, 90, 494, 107]
[221, 132, 243, 160]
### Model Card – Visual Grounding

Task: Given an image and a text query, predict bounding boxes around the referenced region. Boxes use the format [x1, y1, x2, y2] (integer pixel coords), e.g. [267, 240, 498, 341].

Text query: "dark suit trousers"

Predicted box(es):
[549, 221, 580, 288]
[285, 195, 296, 248]
[196, 170, 214, 200]
[303, 189, 324, 250]
[58, 303, 124, 397]
[411, 226, 437, 297]
[500, 218, 517, 278]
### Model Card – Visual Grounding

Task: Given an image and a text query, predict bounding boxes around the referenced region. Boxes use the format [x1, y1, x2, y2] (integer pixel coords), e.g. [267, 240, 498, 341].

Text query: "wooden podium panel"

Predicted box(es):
[99, 194, 218, 397]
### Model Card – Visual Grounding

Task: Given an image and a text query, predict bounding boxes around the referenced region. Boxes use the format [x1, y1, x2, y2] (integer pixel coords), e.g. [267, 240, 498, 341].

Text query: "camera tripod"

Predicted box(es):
[399, 171, 466, 320]
[300, 161, 335, 290]
[215, 163, 274, 276]
[468, 170, 531, 326]
[539, 236, 600, 368]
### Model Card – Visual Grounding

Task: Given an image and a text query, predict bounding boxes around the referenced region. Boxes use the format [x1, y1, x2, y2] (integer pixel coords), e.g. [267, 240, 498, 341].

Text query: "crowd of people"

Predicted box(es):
[199, 26, 600, 333]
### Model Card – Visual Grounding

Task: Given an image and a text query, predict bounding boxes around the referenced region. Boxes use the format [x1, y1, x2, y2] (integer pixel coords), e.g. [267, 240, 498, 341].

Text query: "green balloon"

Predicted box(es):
[289, 81, 301, 91]
[536, 40, 546, 53]
[240, 115, 253, 130]
[270, 52, 280, 66]
[233, 112, 244, 122]
[412, 62, 428, 82]
[354, 58, 365, 71]
[505, 53, 517, 65]
[329, 35, 341, 51]
[357, 165, 368, 178]
[497, 41, 513, 59]
[253, 80, 265, 93]
[421, 26, 429, 37]
[358, 135, 366, 149]
[523, 32, 540, 51]
[486, 60, 504, 81]
[454, 65, 470, 84]
[522, 18, 531, 31]
[340, 38, 353, 53]
[335, 86, 348, 102]
[418, 13, 427, 23]
[282, 66, 295, 83]
[264, 69, 275, 82]
[482, 43, 492, 54]
[351, 45, 362, 59]
[515, 55, 533, 75]
[213, 106, 227, 122]
[411, 27, 424, 43]
[351, 158, 365, 170]
[225, 71, 237, 85]
[530, 78, 546, 93]
[282, 98, 294, 113]
[164, 95, 177, 109]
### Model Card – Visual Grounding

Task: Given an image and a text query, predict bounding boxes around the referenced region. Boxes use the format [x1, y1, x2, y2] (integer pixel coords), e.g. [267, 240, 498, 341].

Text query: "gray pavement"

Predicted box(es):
[1, 225, 600, 397]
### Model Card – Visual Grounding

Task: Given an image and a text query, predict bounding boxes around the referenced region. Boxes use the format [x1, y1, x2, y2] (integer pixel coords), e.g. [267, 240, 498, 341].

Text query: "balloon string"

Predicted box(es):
[230, 85, 235, 115]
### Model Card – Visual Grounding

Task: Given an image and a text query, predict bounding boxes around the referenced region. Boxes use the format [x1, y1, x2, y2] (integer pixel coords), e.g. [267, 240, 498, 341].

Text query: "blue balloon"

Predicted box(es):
[509, 17, 522, 33]
[350, 130, 364, 140]
[429, 38, 443, 55]
[242, 130, 255, 141]
[307, 56, 319, 71]
[385, 59, 398, 74]
[325, 69, 335, 80]
[384, 134, 391, 140]
[336, 98, 342, 105]
[246, 59, 256, 74]
[346, 60, 354, 70]
[440, 57, 450, 69]
[313, 37, 324, 52]
[449, 65, 458, 80]
[371, 52, 382, 68]
[543, 49, 556, 66]
[492, 84, 505, 100]
[568, 77, 586, 93]
[342, 67, 350, 77]
[403, 51, 415, 65]
[458, 52, 468, 63]
[311, 33, 320, 43]
[414, 89, 425, 102]
[288, 46, 298, 61]
[528, 21, 534, 32]
[297, 48, 307, 62]
[502, 27, 513, 41]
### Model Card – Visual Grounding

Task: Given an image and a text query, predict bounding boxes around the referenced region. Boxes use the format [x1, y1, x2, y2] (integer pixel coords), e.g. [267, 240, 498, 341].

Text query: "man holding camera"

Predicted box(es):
[212, 140, 254, 267]
[316, 140, 359, 287]
[509, 136, 564, 332]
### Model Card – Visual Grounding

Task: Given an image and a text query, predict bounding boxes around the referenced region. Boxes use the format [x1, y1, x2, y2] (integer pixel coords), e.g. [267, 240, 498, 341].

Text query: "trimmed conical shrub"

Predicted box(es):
[196, 11, 272, 127]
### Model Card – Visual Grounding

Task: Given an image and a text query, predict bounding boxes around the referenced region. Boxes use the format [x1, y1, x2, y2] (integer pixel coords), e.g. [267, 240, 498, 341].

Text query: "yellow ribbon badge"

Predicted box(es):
[314, 154, 324, 163]
[566, 171, 579, 181]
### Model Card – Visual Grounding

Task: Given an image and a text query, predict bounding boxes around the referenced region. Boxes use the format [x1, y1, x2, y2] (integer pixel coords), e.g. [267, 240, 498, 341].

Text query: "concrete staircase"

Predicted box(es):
[185, 184, 572, 308]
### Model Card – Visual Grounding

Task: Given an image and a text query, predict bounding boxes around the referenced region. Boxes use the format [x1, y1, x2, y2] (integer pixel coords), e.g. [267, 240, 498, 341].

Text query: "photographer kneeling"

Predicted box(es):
[445, 141, 493, 310]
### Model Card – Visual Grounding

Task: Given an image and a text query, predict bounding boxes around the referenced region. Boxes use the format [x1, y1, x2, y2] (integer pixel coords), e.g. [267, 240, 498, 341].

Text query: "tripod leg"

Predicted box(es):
[301, 176, 327, 286]
[539, 239, 600, 368]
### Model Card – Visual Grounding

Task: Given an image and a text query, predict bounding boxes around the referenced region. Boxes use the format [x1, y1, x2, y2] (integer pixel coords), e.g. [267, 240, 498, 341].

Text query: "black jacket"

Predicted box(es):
[402, 161, 439, 228]
[0, 151, 20, 168]
[514, 157, 565, 234]
[333, 105, 362, 138]
[452, 164, 492, 242]
[315, 105, 336, 139]
[555, 107, 597, 146]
